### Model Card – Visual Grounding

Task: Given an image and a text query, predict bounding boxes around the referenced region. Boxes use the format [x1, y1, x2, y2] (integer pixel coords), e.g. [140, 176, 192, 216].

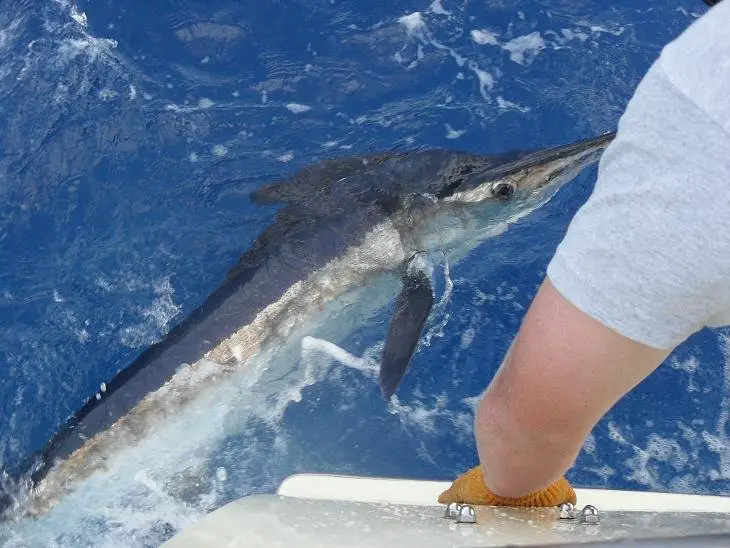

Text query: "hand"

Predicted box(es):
[438, 465, 577, 507]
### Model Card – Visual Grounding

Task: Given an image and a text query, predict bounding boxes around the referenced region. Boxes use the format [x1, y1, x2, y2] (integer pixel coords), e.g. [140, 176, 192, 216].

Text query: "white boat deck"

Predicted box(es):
[162, 474, 730, 547]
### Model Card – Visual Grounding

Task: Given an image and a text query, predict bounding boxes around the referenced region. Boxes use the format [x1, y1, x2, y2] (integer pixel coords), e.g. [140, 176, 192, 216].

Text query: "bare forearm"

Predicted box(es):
[475, 381, 585, 497]
[473, 279, 669, 498]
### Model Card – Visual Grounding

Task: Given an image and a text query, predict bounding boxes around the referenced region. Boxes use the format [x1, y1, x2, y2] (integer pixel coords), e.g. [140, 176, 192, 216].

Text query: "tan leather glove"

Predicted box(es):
[438, 465, 577, 507]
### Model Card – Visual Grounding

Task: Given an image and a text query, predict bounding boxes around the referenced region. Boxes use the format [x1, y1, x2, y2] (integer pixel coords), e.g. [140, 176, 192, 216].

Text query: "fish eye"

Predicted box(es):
[491, 181, 515, 200]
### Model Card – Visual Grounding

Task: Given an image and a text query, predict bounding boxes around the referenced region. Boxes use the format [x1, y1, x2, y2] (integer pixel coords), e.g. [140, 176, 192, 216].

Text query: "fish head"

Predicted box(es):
[442, 131, 615, 210]
[409, 131, 616, 254]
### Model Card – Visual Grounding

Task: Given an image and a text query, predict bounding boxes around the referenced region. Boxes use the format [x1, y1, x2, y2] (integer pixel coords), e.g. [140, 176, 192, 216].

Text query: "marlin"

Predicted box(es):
[4, 130, 615, 519]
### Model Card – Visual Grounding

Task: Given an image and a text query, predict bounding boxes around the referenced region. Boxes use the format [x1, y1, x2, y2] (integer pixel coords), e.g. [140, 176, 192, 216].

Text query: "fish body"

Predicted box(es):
[5, 131, 616, 518]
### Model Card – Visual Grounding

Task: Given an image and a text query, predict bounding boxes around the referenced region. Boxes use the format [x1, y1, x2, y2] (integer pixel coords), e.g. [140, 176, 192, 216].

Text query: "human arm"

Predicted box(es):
[474, 277, 670, 498]
[440, 2, 730, 503]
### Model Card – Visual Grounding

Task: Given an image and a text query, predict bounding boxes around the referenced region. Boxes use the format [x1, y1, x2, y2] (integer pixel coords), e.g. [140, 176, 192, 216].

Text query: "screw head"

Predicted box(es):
[558, 502, 576, 519]
[444, 502, 461, 519]
[580, 504, 600, 525]
[456, 504, 476, 524]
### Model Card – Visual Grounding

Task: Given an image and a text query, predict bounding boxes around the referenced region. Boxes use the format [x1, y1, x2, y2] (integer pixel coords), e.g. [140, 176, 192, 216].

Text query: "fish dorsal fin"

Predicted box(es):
[251, 151, 403, 205]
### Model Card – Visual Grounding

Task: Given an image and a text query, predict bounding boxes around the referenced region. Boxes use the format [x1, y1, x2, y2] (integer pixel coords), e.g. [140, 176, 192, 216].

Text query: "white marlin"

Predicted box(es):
[3, 131, 615, 519]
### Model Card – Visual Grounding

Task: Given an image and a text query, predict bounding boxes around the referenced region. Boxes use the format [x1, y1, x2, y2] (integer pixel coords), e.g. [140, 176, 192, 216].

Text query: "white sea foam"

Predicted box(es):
[212, 144, 229, 157]
[396, 11, 495, 98]
[602, 331, 730, 493]
[468, 61, 495, 99]
[429, 0, 450, 16]
[285, 102, 312, 114]
[397, 12, 427, 38]
[502, 32, 545, 65]
[497, 96, 531, 113]
[119, 278, 181, 349]
[470, 29, 499, 46]
[714, 332, 730, 479]
[301, 336, 376, 374]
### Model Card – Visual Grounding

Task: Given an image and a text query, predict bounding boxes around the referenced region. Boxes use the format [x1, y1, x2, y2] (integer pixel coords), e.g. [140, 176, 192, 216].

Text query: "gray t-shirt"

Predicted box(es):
[546, 2, 730, 350]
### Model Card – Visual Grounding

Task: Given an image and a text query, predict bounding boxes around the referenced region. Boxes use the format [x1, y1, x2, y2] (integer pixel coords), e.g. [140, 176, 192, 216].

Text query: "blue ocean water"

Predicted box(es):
[1, 0, 728, 545]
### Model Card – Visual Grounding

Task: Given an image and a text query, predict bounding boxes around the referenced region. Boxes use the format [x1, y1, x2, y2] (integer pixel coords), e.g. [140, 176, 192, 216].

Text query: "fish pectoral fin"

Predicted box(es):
[379, 266, 434, 400]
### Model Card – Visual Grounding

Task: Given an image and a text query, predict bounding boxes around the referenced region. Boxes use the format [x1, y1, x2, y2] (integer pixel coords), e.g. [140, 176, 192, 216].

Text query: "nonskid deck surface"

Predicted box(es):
[161, 474, 730, 547]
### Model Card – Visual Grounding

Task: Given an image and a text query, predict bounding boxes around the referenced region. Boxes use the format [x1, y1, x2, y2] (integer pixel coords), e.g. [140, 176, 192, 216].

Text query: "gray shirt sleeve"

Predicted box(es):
[546, 4, 730, 350]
